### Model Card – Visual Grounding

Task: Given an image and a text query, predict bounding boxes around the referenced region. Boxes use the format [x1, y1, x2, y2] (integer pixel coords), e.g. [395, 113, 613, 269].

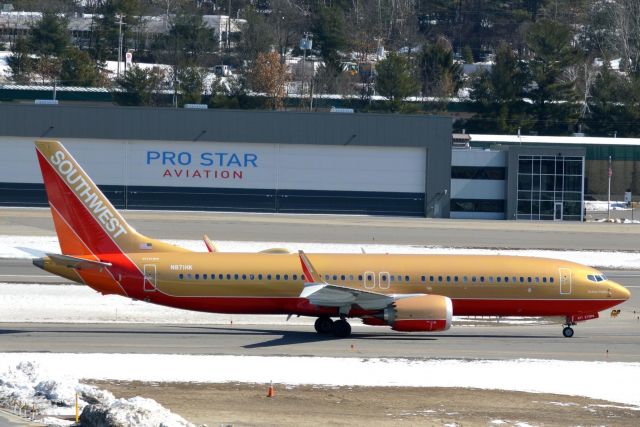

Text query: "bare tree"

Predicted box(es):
[248, 51, 291, 109]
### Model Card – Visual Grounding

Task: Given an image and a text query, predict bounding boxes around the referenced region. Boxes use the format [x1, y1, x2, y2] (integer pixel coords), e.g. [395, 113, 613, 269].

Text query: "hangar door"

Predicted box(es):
[274, 145, 426, 216]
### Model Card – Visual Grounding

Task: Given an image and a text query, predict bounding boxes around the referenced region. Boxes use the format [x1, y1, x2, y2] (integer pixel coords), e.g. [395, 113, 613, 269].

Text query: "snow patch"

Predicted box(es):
[2, 235, 640, 270]
[0, 354, 639, 408]
[0, 360, 194, 427]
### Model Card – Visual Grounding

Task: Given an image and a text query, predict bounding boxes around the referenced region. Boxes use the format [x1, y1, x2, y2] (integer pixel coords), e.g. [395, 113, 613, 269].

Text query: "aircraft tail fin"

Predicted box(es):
[35, 140, 189, 256]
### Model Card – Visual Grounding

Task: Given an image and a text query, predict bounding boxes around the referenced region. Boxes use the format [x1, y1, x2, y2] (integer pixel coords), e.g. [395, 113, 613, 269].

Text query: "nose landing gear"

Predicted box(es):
[562, 326, 574, 337]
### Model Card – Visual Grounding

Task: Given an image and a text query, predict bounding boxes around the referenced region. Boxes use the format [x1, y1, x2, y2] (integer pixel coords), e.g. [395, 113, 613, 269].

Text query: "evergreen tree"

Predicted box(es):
[313, 5, 347, 75]
[524, 19, 580, 133]
[417, 38, 463, 98]
[375, 52, 419, 111]
[113, 65, 166, 106]
[59, 47, 102, 86]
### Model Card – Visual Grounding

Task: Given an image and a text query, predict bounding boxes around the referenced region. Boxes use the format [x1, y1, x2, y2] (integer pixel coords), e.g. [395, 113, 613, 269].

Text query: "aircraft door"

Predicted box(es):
[379, 272, 390, 289]
[559, 268, 571, 295]
[364, 271, 376, 289]
[143, 264, 157, 292]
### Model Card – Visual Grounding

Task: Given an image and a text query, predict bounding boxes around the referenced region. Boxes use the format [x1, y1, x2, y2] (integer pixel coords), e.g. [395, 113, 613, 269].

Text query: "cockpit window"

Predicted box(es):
[587, 274, 607, 282]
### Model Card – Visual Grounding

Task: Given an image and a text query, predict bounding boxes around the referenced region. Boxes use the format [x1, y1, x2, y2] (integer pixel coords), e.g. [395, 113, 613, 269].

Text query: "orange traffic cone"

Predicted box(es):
[267, 381, 275, 398]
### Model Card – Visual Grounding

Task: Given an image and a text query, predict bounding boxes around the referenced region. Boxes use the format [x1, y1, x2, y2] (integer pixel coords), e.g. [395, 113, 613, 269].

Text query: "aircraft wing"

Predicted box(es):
[46, 253, 112, 270]
[300, 282, 394, 310]
[298, 250, 419, 311]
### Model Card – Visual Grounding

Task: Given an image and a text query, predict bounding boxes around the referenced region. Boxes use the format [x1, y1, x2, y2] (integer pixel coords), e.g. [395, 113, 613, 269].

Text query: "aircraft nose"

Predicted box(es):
[612, 282, 631, 301]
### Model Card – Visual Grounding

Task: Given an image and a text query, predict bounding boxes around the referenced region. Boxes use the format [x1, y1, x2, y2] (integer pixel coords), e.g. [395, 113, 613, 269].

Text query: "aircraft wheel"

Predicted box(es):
[314, 316, 334, 334]
[332, 319, 351, 338]
[562, 326, 574, 338]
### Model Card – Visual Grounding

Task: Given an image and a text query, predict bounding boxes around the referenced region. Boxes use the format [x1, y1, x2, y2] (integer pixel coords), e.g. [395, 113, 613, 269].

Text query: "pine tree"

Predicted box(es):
[375, 52, 419, 111]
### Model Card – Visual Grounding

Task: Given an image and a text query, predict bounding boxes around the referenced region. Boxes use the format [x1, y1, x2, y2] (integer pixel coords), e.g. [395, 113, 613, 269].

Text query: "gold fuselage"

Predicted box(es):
[127, 252, 628, 302]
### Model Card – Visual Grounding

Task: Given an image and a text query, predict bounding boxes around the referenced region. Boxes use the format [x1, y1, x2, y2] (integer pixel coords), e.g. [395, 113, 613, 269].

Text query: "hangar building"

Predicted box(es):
[0, 104, 452, 217]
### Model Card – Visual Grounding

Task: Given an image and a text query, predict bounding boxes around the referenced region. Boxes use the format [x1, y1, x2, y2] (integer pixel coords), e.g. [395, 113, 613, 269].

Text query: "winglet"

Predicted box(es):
[203, 234, 218, 253]
[298, 250, 323, 283]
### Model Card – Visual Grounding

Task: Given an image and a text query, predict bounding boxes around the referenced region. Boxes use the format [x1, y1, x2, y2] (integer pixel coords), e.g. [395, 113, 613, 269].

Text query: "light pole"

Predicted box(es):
[300, 32, 312, 109]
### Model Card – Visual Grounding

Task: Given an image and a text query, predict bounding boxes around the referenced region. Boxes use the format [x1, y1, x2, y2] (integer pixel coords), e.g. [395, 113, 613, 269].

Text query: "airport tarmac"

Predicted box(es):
[1, 208, 639, 426]
[1, 207, 640, 250]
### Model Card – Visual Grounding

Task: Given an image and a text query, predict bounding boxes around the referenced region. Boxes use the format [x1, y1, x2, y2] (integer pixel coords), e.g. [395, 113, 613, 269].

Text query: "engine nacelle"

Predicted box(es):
[385, 295, 453, 332]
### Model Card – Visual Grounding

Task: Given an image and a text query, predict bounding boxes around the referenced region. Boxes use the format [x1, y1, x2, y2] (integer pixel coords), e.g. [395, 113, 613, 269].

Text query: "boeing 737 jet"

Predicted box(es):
[32, 140, 630, 338]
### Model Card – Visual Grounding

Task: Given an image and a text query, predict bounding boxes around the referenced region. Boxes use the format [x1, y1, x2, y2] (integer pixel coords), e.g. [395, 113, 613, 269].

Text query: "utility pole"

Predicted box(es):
[116, 14, 125, 78]
[608, 155, 612, 221]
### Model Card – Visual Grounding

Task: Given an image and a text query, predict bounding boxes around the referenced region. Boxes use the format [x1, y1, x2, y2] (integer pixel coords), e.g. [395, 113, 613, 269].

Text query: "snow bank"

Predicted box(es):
[2, 235, 640, 270]
[0, 360, 194, 427]
[1, 353, 638, 409]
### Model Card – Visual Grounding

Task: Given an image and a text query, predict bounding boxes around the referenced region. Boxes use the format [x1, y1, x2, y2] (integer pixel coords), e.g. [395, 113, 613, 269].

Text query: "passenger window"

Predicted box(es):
[535, 277, 539, 283]
[512, 277, 517, 283]
[187, 273, 192, 279]
[421, 275, 426, 282]
[204, 274, 208, 280]
[497, 277, 501, 283]
[463, 276, 468, 283]
[504, 277, 509, 283]
[488, 276, 494, 283]
[520, 277, 524, 283]
[349, 275, 354, 281]
[367, 274, 373, 281]
[234, 274, 239, 280]
[341, 275, 346, 281]
[543, 277, 547, 283]
[438, 276, 443, 282]
[471, 276, 476, 282]
[405, 275, 410, 282]
[549, 277, 554, 283]
[250, 274, 255, 280]
[242, 274, 247, 280]
[258, 274, 263, 280]
[358, 274, 363, 281]
[195, 274, 200, 280]
[382, 274, 388, 281]
[276, 274, 281, 280]
[267, 274, 272, 280]
[527, 277, 532, 283]
[333, 275, 337, 281]
[282, 274, 287, 280]
[454, 276, 459, 282]
[480, 276, 485, 283]
[179, 273, 184, 280]
[325, 274, 330, 281]
[293, 274, 298, 280]
[390, 276, 395, 282]
[446, 276, 451, 282]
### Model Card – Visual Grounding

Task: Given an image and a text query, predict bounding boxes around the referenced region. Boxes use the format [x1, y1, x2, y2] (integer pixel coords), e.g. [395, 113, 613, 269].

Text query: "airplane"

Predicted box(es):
[31, 140, 630, 338]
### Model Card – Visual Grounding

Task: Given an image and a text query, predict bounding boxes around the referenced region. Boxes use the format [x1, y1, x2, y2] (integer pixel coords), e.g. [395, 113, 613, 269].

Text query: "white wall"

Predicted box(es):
[0, 138, 426, 193]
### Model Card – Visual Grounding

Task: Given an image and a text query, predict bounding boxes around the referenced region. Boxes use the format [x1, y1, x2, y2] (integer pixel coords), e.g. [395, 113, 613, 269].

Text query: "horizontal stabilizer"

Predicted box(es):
[46, 253, 112, 270]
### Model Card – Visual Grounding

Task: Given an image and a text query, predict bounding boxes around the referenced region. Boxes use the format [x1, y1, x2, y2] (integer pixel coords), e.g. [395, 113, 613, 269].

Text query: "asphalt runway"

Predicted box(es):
[0, 270, 637, 362]
[2, 207, 640, 250]
[1, 207, 639, 362]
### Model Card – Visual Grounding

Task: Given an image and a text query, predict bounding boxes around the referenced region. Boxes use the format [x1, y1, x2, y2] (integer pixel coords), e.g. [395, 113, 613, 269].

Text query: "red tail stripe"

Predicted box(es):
[37, 149, 123, 256]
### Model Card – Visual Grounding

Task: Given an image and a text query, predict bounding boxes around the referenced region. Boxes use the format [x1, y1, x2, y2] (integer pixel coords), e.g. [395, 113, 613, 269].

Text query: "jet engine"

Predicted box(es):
[377, 294, 453, 332]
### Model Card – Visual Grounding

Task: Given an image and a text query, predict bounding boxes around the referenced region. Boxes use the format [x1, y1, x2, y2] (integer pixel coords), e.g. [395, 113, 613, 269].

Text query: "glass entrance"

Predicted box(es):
[554, 202, 563, 220]
[517, 155, 584, 221]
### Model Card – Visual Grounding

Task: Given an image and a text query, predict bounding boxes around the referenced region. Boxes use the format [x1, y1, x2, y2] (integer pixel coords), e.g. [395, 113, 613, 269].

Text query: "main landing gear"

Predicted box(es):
[314, 316, 351, 338]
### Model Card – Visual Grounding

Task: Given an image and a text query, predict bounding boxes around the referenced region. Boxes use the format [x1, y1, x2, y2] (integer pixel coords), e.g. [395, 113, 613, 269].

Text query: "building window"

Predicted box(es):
[451, 166, 506, 180]
[450, 199, 505, 213]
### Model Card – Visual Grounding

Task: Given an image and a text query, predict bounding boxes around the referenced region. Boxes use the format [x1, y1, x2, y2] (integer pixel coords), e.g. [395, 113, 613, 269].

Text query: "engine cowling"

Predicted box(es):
[384, 295, 453, 332]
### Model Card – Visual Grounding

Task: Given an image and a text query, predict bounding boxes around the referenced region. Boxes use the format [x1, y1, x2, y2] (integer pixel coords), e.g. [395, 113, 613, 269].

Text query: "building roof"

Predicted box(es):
[469, 134, 640, 147]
